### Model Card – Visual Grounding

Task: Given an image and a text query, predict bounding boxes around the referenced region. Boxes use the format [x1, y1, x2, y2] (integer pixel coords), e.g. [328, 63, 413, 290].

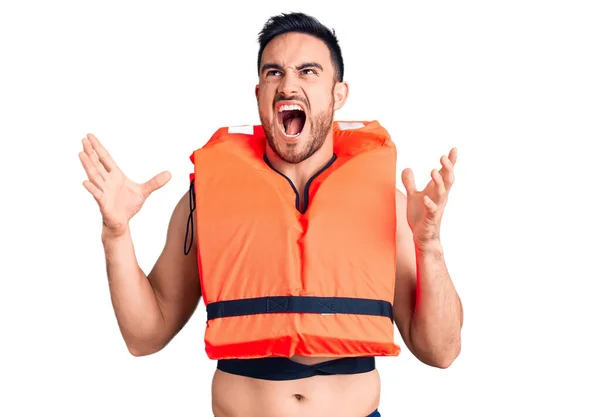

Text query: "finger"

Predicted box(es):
[141, 171, 172, 197]
[401, 168, 417, 195]
[82, 138, 107, 180]
[448, 147, 458, 165]
[87, 133, 117, 172]
[79, 151, 104, 189]
[439, 155, 455, 189]
[431, 169, 446, 202]
[82, 180, 104, 203]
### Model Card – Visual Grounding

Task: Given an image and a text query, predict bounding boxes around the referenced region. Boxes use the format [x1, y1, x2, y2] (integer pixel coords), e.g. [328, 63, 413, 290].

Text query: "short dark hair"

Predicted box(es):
[257, 12, 344, 82]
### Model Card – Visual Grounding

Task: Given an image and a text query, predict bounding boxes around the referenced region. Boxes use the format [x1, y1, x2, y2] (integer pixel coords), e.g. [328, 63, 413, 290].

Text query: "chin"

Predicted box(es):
[261, 105, 330, 164]
[273, 138, 312, 164]
[267, 115, 312, 164]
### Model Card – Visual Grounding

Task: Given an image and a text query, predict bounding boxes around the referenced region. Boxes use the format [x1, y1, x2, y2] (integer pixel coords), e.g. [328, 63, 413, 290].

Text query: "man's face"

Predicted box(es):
[256, 32, 347, 164]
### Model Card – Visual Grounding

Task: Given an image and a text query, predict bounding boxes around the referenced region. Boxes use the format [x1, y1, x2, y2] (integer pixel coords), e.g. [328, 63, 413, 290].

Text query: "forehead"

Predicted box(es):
[261, 32, 333, 71]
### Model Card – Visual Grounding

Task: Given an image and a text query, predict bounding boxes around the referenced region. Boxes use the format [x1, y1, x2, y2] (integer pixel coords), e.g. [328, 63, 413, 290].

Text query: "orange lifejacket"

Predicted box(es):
[189, 120, 400, 360]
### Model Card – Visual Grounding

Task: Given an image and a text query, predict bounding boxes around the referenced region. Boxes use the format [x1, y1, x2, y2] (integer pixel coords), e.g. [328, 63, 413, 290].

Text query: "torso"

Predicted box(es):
[207, 151, 384, 416]
[211, 356, 381, 417]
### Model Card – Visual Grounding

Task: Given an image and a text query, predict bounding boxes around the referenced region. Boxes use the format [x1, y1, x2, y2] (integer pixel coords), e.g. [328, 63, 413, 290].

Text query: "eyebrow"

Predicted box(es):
[261, 62, 324, 74]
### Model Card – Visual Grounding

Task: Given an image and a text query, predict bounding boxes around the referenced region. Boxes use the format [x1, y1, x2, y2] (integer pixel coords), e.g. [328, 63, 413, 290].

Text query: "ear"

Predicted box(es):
[333, 81, 349, 111]
[255, 84, 259, 100]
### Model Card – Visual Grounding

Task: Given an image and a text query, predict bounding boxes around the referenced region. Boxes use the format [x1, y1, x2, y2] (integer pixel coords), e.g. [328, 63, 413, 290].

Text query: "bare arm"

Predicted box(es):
[103, 191, 201, 356]
[79, 133, 200, 357]
[393, 189, 463, 368]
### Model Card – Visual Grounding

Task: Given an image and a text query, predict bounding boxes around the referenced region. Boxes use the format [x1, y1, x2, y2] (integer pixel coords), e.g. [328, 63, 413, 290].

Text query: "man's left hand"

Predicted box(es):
[401, 148, 457, 250]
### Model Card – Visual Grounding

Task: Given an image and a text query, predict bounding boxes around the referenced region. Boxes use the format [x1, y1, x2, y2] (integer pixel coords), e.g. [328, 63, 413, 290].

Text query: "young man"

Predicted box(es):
[79, 12, 463, 417]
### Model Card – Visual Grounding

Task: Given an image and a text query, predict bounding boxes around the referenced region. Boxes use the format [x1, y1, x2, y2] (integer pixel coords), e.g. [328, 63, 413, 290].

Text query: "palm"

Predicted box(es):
[401, 148, 457, 244]
[98, 173, 147, 228]
[406, 183, 437, 230]
[79, 133, 171, 234]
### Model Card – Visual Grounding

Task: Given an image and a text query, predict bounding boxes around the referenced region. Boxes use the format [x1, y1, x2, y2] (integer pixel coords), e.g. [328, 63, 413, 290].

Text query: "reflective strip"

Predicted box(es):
[338, 122, 365, 130]
[228, 125, 254, 134]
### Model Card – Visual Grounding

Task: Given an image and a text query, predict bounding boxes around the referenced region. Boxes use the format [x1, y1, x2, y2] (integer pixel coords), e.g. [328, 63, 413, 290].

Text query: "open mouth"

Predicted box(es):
[277, 104, 306, 138]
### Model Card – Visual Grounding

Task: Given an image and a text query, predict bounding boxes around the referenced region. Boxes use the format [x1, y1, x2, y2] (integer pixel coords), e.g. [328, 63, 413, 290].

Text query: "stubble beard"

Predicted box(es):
[260, 100, 334, 165]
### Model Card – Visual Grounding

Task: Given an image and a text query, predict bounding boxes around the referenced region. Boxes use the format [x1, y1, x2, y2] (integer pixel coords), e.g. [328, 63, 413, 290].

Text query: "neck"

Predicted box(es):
[265, 135, 334, 202]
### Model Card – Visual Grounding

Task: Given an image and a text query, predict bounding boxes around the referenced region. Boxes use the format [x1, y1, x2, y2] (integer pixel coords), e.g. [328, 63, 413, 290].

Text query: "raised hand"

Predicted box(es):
[401, 148, 457, 249]
[79, 133, 171, 237]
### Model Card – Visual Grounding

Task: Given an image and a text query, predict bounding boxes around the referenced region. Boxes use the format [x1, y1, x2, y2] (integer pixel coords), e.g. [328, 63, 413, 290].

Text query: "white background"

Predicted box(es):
[1, 0, 599, 415]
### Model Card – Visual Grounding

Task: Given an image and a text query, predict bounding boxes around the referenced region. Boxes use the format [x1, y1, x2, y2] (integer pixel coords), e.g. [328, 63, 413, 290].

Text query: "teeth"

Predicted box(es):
[278, 104, 303, 112]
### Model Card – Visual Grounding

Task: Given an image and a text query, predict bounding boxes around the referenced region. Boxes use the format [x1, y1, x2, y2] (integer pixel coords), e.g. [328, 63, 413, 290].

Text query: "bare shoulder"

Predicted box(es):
[394, 189, 411, 239]
[147, 187, 202, 341]
[392, 188, 418, 351]
[395, 188, 406, 209]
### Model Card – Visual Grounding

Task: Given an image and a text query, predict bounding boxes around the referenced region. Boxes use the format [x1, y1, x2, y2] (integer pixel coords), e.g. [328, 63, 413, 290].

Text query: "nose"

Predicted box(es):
[277, 72, 299, 97]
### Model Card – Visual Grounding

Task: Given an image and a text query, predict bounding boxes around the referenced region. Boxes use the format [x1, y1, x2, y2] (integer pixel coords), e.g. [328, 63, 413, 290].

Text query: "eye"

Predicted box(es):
[302, 68, 316, 75]
[266, 70, 281, 77]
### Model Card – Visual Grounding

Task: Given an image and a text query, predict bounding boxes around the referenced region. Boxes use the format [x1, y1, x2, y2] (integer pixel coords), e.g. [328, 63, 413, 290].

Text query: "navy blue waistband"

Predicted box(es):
[217, 356, 376, 381]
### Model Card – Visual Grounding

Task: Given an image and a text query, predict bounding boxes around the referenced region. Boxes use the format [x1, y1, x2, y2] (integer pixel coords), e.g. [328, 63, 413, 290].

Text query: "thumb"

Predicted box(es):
[142, 171, 171, 197]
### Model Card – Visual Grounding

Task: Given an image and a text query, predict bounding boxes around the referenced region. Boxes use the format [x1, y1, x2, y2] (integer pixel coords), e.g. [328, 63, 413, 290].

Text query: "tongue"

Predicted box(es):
[284, 116, 303, 136]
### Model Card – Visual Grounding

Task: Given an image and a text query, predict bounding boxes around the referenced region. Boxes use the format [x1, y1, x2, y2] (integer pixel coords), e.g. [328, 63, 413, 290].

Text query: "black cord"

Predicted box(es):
[184, 180, 196, 255]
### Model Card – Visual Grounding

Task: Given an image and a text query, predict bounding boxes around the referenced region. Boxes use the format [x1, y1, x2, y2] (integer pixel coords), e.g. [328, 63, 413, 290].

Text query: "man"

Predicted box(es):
[79, 12, 462, 417]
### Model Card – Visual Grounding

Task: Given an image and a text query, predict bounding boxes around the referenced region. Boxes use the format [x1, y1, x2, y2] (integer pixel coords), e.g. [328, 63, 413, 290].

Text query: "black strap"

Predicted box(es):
[216, 356, 375, 381]
[207, 296, 393, 321]
[184, 180, 196, 255]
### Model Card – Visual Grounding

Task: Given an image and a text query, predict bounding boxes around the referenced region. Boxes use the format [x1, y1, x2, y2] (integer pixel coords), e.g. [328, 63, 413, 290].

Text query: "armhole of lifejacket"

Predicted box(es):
[184, 179, 196, 255]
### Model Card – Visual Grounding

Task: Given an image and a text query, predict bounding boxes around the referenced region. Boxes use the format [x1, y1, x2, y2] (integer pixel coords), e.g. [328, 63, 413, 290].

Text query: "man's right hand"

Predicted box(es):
[78, 133, 171, 237]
